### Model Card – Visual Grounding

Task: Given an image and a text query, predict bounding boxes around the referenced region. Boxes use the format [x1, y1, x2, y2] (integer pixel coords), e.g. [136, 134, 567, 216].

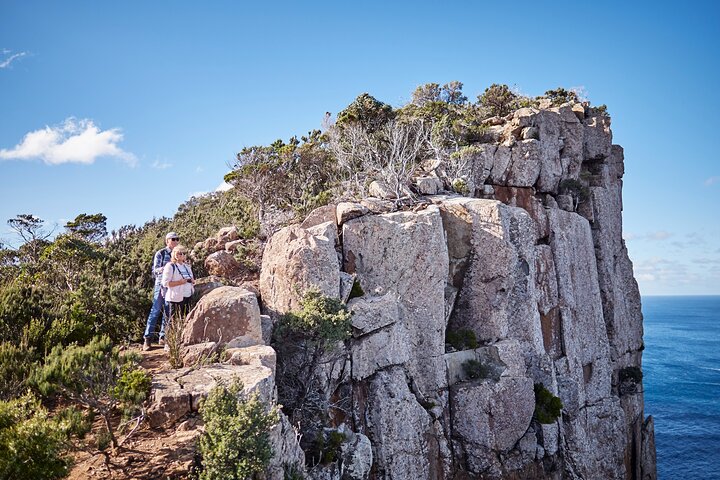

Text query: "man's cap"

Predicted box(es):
[166, 232, 179, 240]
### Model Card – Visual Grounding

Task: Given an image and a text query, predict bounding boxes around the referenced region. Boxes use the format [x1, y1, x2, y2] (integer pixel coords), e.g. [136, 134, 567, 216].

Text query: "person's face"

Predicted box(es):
[175, 251, 187, 262]
[166, 236, 179, 249]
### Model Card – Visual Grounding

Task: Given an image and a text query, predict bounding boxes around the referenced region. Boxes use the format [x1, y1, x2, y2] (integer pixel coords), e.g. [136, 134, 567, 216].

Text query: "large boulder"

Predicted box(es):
[182, 286, 263, 347]
[343, 206, 448, 393]
[259, 222, 341, 318]
[361, 367, 434, 478]
[451, 377, 535, 475]
[204, 250, 242, 279]
[437, 197, 542, 350]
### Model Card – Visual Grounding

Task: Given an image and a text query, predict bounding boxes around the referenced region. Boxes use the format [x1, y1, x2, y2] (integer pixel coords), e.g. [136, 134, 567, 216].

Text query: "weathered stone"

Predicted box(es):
[336, 202, 369, 226]
[415, 176, 443, 195]
[339, 271, 355, 303]
[584, 114, 612, 160]
[443, 347, 504, 386]
[204, 250, 242, 279]
[557, 194, 574, 211]
[147, 363, 273, 428]
[182, 286, 263, 347]
[226, 344, 277, 374]
[506, 139, 541, 187]
[548, 208, 611, 407]
[343, 206, 448, 393]
[202, 236, 221, 253]
[521, 126, 539, 140]
[363, 367, 433, 478]
[572, 102, 586, 120]
[300, 204, 337, 229]
[348, 294, 399, 337]
[351, 321, 411, 381]
[216, 226, 239, 246]
[359, 197, 394, 214]
[368, 180, 396, 200]
[182, 341, 218, 367]
[641, 416, 657, 480]
[470, 144, 496, 187]
[193, 275, 232, 301]
[260, 223, 340, 317]
[224, 239, 244, 253]
[489, 144, 512, 184]
[438, 197, 542, 350]
[267, 414, 305, 480]
[260, 314, 272, 344]
[451, 377, 535, 462]
[339, 428, 373, 480]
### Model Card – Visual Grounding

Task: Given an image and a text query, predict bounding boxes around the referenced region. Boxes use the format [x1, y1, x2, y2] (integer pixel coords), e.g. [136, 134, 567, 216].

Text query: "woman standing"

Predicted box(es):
[161, 244, 195, 330]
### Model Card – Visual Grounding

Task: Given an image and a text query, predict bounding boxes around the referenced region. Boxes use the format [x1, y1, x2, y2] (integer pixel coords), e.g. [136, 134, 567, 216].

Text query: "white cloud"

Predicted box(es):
[188, 191, 208, 199]
[196, 166, 205, 173]
[151, 160, 172, 170]
[0, 50, 27, 69]
[623, 231, 672, 241]
[215, 181, 233, 192]
[0, 118, 136, 166]
[704, 176, 720, 186]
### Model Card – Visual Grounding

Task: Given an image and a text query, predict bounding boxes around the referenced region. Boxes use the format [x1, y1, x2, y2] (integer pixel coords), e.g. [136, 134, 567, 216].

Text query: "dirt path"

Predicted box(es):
[67, 344, 202, 480]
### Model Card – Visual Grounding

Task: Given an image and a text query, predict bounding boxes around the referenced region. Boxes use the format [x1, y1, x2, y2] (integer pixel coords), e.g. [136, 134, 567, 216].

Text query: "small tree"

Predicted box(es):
[198, 380, 279, 480]
[478, 83, 519, 117]
[31, 335, 151, 450]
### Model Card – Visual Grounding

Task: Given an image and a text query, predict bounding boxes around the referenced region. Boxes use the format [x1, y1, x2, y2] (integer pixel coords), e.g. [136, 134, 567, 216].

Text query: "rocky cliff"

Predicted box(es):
[151, 103, 657, 479]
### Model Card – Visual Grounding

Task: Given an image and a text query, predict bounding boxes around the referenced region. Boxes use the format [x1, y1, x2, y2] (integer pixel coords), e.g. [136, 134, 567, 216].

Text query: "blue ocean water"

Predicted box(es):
[642, 296, 720, 479]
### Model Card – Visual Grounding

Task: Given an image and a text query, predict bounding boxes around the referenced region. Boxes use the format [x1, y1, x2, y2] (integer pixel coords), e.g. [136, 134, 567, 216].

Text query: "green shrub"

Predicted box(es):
[534, 383, 563, 424]
[446, 328, 478, 351]
[478, 84, 519, 117]
[543, 87, 578, 106]
[0, 342, 36, 401]
[309, 430, 346, 465]
[30, 335, 150, 449]
[0, 393, 79, 480]
[277, 290, 352, 346]
[619, 366, 643, 384]
[348, 279, 365, 300]
[462, 359, 491, 380]
[198, 380, 279, 480]
[559, 179, 589, 204]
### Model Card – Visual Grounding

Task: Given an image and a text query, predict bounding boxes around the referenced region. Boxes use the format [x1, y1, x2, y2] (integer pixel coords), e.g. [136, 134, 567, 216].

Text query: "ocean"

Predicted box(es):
[642, 296, 720, 479]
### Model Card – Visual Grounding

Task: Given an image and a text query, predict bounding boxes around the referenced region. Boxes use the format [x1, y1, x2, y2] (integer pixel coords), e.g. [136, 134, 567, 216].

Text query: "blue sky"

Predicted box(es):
[1, 1, 718, 295]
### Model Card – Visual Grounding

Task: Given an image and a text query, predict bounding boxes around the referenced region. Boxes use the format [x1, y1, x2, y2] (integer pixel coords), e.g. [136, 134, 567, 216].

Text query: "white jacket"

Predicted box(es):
[161, 262, 194, 302]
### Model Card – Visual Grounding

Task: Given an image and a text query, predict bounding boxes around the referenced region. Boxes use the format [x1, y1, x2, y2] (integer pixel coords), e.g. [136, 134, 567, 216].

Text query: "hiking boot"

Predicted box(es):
[142, 338, 152, 351]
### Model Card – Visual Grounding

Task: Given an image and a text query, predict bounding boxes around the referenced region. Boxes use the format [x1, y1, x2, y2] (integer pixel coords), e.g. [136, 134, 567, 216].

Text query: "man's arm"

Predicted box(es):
[151, 250, 164, 277]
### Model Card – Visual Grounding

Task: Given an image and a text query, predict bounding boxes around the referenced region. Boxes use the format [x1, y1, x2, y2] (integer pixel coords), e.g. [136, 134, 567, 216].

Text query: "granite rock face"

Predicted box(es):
[241, 103, 653, 479]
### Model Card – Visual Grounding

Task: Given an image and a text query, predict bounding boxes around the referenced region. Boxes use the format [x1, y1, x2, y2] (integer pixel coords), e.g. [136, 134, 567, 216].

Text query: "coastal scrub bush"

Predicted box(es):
[30, 335, 151, 450]
[619, 366, 643, 384]
[543, 87, 578, 106]
[276, 290, 352, 346]
[308, 429, 346, 466]
[0, 393, 80, 480]
[534, 383, 563, 424]
[198, 380, 279, 480]
[0, 341, 36, 400]
[559, 178, 590, 205]
[446, 328, 478, 351]
[478, 84, 519, 117]
[462, 359, 491, 380]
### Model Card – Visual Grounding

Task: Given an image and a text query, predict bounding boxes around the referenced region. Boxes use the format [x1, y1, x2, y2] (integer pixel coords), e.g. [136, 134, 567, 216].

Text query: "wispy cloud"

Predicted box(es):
[704, 176, 720, 186]
[151, 160, 172, 170]
[0, 118, 136, 166]
[196, 166, 205, 173]
[0, 49, 28, 69]
[623, 231, 673, 241]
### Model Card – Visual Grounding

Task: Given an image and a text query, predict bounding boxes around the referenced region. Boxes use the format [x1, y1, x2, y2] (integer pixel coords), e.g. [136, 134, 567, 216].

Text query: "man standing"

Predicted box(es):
[142, 232, 179, 350]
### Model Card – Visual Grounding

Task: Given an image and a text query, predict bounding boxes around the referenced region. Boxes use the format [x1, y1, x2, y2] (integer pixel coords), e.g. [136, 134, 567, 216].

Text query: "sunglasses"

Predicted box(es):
[169, 238, 179, 241]
[177, 252, 187, 256]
